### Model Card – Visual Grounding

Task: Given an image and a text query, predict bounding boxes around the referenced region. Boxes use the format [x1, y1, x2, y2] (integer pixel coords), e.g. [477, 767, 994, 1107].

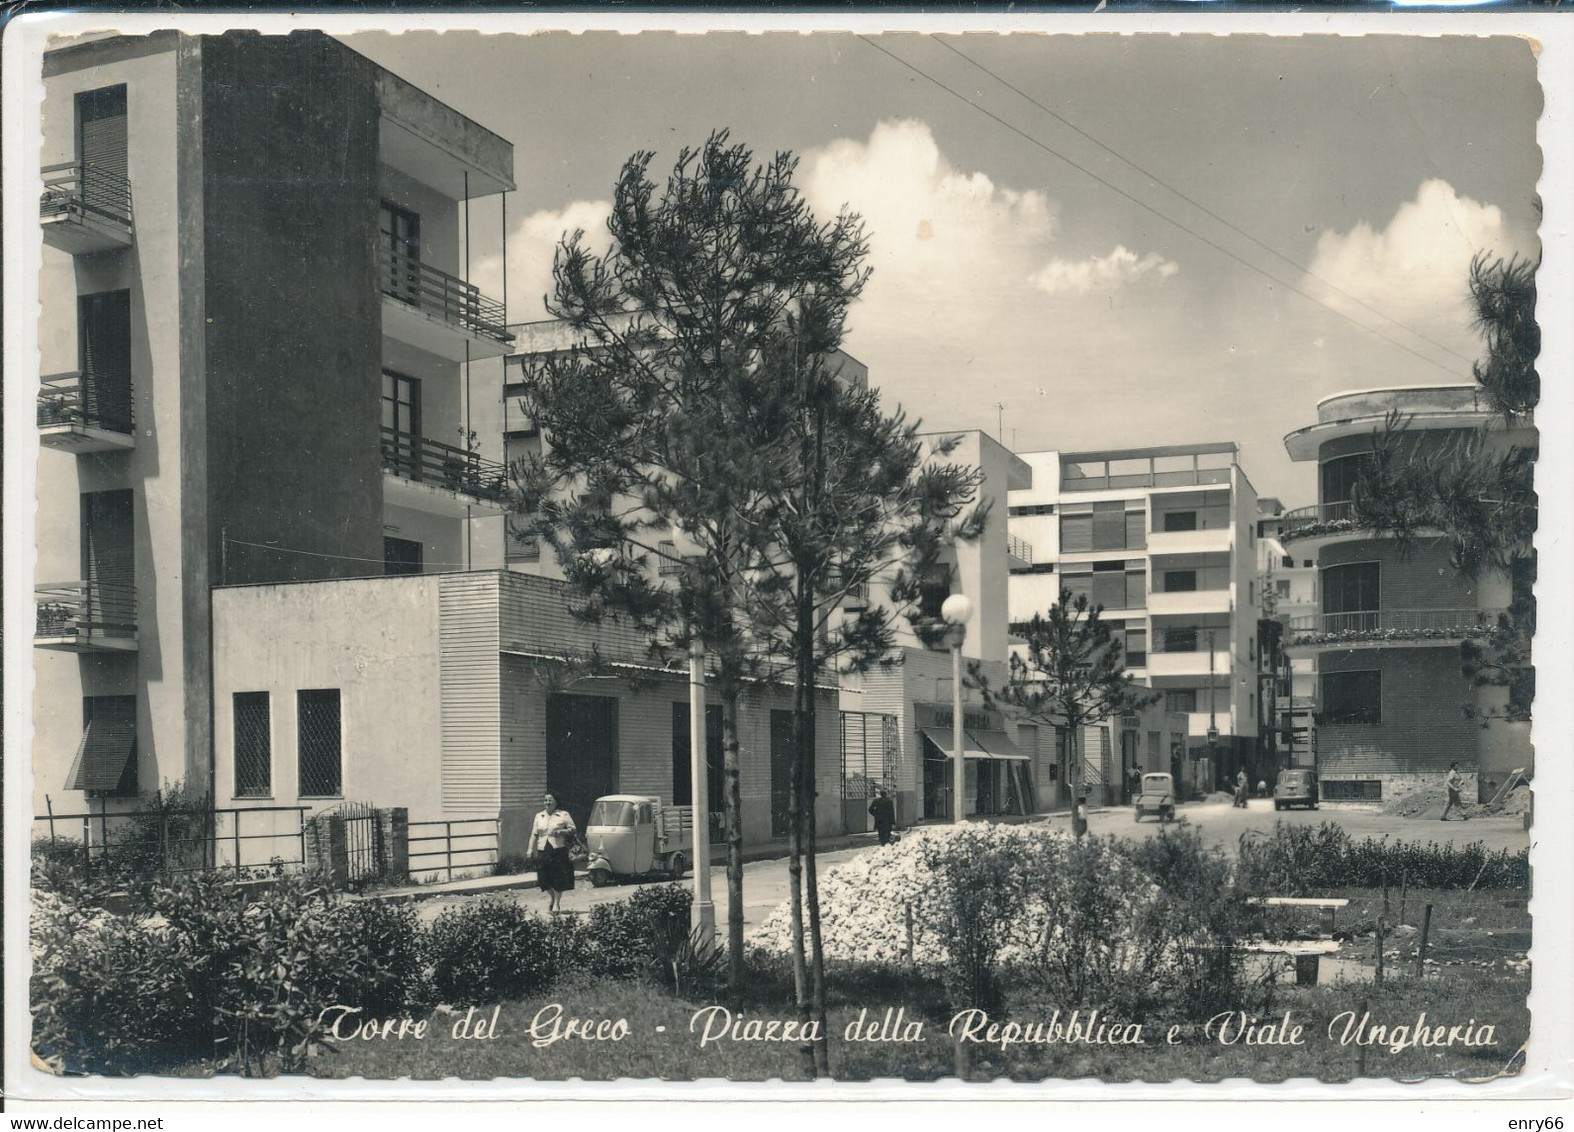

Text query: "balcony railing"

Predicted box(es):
[35, 580, 137, 643]
[1006, 533, 1033, 566]
[1287, 607, 1502, 646]
[378, 247, 510, 345]
[380, 428, 507, 503]
[1280, 500, 1356, 541]
[40, 162, 134, 232]
[37, 374, 133, 434]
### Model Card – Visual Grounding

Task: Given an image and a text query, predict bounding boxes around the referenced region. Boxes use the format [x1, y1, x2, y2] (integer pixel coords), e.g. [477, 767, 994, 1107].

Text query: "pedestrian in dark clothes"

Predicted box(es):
[869, 787, 896, 846]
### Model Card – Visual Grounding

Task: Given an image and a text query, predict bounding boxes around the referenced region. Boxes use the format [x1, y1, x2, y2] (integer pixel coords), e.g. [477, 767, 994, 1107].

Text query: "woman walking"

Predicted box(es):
[530, 791, 577, 914]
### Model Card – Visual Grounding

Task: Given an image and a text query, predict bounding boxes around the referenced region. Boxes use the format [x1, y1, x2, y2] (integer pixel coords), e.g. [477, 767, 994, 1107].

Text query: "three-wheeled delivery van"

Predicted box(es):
[584, 794, 692, 886]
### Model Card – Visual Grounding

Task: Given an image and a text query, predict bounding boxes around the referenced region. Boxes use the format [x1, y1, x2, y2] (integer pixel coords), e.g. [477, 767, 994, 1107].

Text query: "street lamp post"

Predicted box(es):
[670, 524, 714, 938]
[1207, 629, 1219, 792]
[941, 593, 973, 825]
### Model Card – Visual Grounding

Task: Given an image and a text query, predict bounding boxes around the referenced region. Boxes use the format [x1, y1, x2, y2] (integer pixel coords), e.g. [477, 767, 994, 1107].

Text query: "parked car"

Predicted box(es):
[1274, 768, 1319, 811]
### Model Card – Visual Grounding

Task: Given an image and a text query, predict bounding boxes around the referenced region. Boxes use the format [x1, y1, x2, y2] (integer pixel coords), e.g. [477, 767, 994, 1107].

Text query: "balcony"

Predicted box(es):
[1145, 526, 1232, 556]
[1146, 643, 1233, 678]
[1147, 588, 1230, 616]
[1006, 533, 1033, 571]
[381, 427, 509, 516]
[1286, 607, 1502, 650]
[35, 580, 137, 652]
[40, 163, 133, 254]
[37, 374, 135, 453]
[379, 248, 513, 362]
[1280, 500, 1357, 542]
[1184, 711, 1234, 738]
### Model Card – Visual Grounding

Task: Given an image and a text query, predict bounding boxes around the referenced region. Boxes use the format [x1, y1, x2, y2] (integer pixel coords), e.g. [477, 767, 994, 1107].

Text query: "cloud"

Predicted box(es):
[799, 119, 1063, 336]
[1029, 245, 1180, 296]
[474, 198, 612, 324]
[1300, 179, 1531, 358]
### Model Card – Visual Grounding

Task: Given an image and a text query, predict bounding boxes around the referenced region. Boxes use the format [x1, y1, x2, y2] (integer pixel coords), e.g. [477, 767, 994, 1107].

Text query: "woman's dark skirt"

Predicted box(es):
[538, 844, 576, 892]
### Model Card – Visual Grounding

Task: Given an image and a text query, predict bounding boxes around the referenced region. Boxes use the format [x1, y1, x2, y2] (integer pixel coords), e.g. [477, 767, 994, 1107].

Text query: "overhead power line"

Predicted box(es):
[854, 34, 1471, 380]
[930, 34, 1477, 369]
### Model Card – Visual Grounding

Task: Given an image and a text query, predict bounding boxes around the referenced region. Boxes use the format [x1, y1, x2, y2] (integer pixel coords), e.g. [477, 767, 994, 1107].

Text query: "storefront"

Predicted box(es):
[915, 703, 1034, 819]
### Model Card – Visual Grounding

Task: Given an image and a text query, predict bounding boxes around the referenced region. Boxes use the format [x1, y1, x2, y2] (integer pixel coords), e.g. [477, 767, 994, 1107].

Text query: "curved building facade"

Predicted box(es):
[1280, 386, 1533, 802]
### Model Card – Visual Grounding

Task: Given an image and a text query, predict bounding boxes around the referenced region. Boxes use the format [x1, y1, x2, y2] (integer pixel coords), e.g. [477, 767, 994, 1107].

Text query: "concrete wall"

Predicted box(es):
[211, 576, 445, 813]
[34, 39, 186, 814]
[199, 32, 384, 591]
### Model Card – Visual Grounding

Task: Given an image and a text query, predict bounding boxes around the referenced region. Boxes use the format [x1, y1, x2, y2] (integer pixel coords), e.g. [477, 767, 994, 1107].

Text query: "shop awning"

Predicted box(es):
[969, 729, 1030, 761]
[919, 726, 992, 760]
[66, 706, 136, 792]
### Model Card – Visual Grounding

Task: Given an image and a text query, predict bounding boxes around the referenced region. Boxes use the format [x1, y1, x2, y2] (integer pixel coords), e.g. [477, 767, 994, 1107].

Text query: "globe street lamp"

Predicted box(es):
[941, 592, 974, 825]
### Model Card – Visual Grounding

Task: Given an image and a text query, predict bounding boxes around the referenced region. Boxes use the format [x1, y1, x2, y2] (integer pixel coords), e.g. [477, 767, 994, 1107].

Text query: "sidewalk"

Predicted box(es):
[372, 808, 1085, 904]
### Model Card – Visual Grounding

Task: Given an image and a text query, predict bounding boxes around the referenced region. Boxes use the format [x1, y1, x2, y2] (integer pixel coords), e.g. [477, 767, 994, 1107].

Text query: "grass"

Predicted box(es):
[310, 888, 1529, 1084]
[307, 972, 1527, 1082]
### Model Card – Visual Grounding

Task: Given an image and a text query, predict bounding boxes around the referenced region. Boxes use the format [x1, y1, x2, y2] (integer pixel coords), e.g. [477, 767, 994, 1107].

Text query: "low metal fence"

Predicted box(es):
[30, 804, 310, 880]
[407, 816, 500, 882]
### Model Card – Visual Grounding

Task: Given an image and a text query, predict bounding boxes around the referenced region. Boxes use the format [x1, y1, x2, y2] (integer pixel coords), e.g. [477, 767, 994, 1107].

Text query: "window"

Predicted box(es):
[1124, 508, 1146, 551]
[918, 567, 951, 622]
[1125, 567, 1146, 609]
[384, 536, 423, 576]
[1163, 569, 1198, 593]
[672, 702, 723, 812]
[1061, 571, 1093, 606]
[78, 291, 133, 433]
[1164, 627, 1199, 653]
[1092, 501, 1125, 550]
[1092, 561, 1126, 609]
[1323, 562, 1380, 614]
[1320, 454, 1374, 505]
[1276, 579, 1291, 598]
[379, 201, 421, 303]
[1060, 509, 1093, 554]
[1165, 690, 1197, 714]
[297, 689, 342, 797]
[1012, 562, 1056, 576]
[1125, 628, 1147, 667]
[71, 695, 137, 795]
[1008, 503, 1056, 517]
[1321, 670, 1381, 726]
[1163, 511, 1198, 532]
[381, 371, 421, 476]
[233, 692, 271, 797]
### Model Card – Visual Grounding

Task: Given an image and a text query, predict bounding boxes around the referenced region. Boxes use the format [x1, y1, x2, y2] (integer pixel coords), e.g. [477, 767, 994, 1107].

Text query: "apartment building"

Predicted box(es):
[1279, 385, 1534, 801]
[1255, 499, 1319, 771]
[33, 31, 515, 818]
[838, 431, 1043, 825]
[1007, 443, 1260, 796]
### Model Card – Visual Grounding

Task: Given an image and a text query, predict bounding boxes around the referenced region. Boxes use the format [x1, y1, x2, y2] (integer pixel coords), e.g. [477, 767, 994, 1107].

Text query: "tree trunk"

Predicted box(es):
[787, 596, 814, 1078]
[721, 690, 746, 1001]
[797, 577, 832, 1077]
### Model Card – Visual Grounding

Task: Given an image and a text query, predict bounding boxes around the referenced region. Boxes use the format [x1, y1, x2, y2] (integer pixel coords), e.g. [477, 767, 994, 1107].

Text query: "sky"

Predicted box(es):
[342, 30, 1543, 505]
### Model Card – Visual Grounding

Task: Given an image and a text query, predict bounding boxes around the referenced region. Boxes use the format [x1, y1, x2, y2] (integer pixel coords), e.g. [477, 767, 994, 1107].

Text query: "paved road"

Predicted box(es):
[411, 801, 1528, 932]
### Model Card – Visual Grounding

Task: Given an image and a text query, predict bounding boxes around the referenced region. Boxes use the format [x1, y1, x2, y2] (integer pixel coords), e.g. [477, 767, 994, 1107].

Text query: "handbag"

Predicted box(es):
[568, 835, 589, 864]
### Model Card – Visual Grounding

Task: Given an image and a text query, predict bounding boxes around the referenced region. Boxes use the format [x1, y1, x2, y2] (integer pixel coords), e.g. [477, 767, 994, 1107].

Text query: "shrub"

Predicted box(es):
[427, 897, 557, 1005]
[31, 890, 204, 1074]
[320, 898, 431, 1017]
[1236, 822, 1529, 893]
[33, 873, 440, 1077]
[918, 826, 1025, 1016]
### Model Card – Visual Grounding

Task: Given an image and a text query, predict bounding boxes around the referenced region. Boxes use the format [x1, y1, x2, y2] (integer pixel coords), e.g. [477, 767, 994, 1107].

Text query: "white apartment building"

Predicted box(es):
[1007, 443, 1260, 793]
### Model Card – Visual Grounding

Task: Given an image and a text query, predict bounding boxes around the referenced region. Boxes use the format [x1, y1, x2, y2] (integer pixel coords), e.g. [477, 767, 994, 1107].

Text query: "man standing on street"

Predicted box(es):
[1442, 762, 1470, 821]
[869, 786, 897, 845]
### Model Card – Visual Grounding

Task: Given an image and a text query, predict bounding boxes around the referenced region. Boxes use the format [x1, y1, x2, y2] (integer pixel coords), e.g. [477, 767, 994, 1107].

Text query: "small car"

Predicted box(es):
[1133, 772, 1176, 823]
[1274, 768, 1319, 811]
[583, 794, 690, 887]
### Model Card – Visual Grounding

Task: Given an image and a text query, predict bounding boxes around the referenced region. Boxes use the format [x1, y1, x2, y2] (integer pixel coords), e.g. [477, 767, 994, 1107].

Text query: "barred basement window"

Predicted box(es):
[233, 692, 271, 797]
[297, 689, 342, 797]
